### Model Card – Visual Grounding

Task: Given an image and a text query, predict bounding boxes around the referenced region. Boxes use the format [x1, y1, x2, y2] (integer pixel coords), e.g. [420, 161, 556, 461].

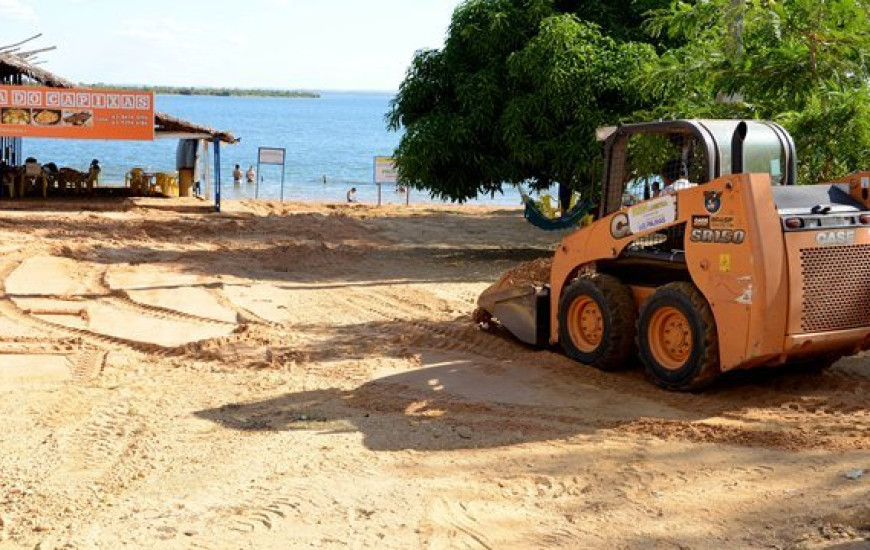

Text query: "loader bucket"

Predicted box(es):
[477, 285, 550, 347]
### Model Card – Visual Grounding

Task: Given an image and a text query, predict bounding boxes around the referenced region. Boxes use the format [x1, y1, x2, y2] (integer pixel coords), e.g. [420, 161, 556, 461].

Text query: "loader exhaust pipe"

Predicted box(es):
[731, 121, 748, 176]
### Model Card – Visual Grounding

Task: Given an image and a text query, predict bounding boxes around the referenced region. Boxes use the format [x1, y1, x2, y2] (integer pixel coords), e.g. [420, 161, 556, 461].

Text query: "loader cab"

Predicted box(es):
[600, 120, 796, 218]
[595, 120, 797, 286]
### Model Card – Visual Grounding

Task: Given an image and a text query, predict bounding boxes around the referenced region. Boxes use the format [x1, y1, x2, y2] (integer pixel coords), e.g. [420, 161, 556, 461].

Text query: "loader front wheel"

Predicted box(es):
[559, 274, 636, 371]
[638, 282, 719, 391]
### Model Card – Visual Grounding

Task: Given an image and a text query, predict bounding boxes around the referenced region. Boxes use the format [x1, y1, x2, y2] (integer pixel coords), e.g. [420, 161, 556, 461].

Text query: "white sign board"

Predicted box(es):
[628, 195, 677, 234]
[374, 156, 398, 184]
[258, 147, 285, 165]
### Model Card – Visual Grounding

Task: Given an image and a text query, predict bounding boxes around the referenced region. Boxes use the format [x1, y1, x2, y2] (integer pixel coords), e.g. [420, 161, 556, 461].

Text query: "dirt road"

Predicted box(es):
[0, 198, 868, 549]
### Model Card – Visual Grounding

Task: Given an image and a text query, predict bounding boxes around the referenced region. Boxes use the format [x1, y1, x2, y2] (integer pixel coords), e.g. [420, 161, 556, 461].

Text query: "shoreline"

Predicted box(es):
[222, 197, 527, 216]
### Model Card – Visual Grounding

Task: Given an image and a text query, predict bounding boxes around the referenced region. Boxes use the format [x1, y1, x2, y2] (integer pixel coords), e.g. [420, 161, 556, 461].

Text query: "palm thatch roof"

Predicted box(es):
[0, 47, 238, 143]
[0, 52, 75, 88]
[153, 112, 236, 143]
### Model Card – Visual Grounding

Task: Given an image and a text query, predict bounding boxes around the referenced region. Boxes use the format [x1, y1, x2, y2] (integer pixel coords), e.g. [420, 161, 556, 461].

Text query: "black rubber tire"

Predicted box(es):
[558, 273, 637, 371]
[637, 282, 720, 391]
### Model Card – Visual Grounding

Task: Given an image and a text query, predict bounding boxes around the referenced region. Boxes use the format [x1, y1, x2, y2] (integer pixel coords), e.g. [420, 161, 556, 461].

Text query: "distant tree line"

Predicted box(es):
[84, 83, 319, 99]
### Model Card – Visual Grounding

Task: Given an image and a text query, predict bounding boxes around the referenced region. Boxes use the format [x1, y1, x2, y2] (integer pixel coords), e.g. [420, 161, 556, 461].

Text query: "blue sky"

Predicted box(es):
[0, 0, 462, 91]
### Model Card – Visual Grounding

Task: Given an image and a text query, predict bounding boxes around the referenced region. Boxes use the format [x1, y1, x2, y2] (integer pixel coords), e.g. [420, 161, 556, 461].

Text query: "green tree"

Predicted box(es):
[643, 0, 870, 183]
[387, 0, 668, 203]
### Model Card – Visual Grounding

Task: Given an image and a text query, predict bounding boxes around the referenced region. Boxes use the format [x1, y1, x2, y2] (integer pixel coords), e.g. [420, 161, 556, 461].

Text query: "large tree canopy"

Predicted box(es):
[390, 0, 870, 202]
[387, 0, 668, 202]
[641, 0, 870, 182]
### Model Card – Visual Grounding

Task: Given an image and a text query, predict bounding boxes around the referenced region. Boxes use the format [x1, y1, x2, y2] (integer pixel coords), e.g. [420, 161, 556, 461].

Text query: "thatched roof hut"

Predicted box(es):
[0, 38, 238, 205]
[0, 51, 238, 143]
[153, 111, 237, 144]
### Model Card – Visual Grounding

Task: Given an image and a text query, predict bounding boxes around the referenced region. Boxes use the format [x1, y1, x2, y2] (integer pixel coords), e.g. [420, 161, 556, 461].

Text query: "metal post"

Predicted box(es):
[213, 136, 221, 212]
[280, 161, 285, 202]
[255, 159, 261, 199]
[203, 140, 211, 199]
[377, 183, 382, 206]
[406, 186, 410, 206]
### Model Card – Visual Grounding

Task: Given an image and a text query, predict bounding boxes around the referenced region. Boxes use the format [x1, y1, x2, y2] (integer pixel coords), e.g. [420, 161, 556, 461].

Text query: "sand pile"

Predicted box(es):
[478, 257, 552, 298]
[473, 257, 552, 324]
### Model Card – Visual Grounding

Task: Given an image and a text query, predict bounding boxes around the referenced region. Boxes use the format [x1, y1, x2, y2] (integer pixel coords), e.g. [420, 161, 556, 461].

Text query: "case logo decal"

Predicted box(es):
[816, 230, 856, 246]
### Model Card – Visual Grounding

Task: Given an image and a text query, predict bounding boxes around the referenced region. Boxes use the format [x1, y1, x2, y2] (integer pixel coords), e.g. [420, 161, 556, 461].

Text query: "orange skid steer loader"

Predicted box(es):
[479, 120, 870, 390]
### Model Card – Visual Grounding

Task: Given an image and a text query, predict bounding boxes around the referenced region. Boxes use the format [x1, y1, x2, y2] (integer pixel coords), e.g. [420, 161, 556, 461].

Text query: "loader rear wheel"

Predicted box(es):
[638, 282, 720, 391]
[559, 274, 636, 371]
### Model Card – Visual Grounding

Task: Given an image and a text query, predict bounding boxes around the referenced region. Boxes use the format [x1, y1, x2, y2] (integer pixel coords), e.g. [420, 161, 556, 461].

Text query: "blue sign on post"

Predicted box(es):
[213, 136, 221, 212]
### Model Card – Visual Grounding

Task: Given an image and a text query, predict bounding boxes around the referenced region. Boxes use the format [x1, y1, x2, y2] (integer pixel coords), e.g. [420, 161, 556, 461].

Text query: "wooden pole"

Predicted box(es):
[203, 140, 211, 199]
[0, 34, 43, 53]
[17, 46, 57, 59]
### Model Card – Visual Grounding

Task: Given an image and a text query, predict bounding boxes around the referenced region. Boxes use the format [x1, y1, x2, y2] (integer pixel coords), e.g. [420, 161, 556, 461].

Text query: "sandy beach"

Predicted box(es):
[0, 198, 868, 548]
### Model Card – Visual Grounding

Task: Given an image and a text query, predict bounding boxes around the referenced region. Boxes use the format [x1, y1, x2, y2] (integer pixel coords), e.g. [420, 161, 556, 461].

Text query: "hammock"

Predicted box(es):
[521, 193, 595, 231]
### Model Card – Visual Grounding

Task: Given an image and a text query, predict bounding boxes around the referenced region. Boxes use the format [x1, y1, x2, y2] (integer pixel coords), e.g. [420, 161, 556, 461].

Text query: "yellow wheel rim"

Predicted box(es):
[567, 296, 604, 353]
[648, 306, 692, 371]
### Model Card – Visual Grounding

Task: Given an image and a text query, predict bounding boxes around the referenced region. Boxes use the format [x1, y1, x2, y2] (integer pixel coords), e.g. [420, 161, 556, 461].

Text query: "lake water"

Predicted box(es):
[23, 92, 520, 206]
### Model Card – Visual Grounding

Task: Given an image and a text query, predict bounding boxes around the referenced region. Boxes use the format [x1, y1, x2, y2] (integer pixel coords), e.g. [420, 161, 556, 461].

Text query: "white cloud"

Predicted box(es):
[0, 0, 35, 22]
[114, 17, 214, 45]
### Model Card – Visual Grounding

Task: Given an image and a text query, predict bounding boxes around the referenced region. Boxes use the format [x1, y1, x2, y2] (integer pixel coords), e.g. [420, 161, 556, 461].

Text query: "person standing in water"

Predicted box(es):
[246, 165, 256, 183]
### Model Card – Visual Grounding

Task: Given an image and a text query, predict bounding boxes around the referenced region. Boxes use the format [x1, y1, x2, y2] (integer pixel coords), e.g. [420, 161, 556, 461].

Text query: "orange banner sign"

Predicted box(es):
[0, 85, 154, 140]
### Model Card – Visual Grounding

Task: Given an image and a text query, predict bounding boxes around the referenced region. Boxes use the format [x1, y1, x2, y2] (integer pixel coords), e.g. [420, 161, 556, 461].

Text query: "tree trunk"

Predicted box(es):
[728, 0, 745, 61]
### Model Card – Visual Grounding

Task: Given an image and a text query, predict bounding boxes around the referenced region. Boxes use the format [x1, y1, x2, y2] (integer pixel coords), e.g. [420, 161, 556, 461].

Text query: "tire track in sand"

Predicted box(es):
[104, 291, 237, 328]
[190, 479, 338, 548]
[423, 498, 494, 550]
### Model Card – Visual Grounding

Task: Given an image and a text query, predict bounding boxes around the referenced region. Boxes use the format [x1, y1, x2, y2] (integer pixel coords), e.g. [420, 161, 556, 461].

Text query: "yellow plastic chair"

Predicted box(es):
[537, 194, 559, 219]
[152, 172, 164, 196]
[124, 168, 139, 190]
[166, 173, 179, 197]
[154, 172, 179, 197]
[125, 168, 149, 195]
